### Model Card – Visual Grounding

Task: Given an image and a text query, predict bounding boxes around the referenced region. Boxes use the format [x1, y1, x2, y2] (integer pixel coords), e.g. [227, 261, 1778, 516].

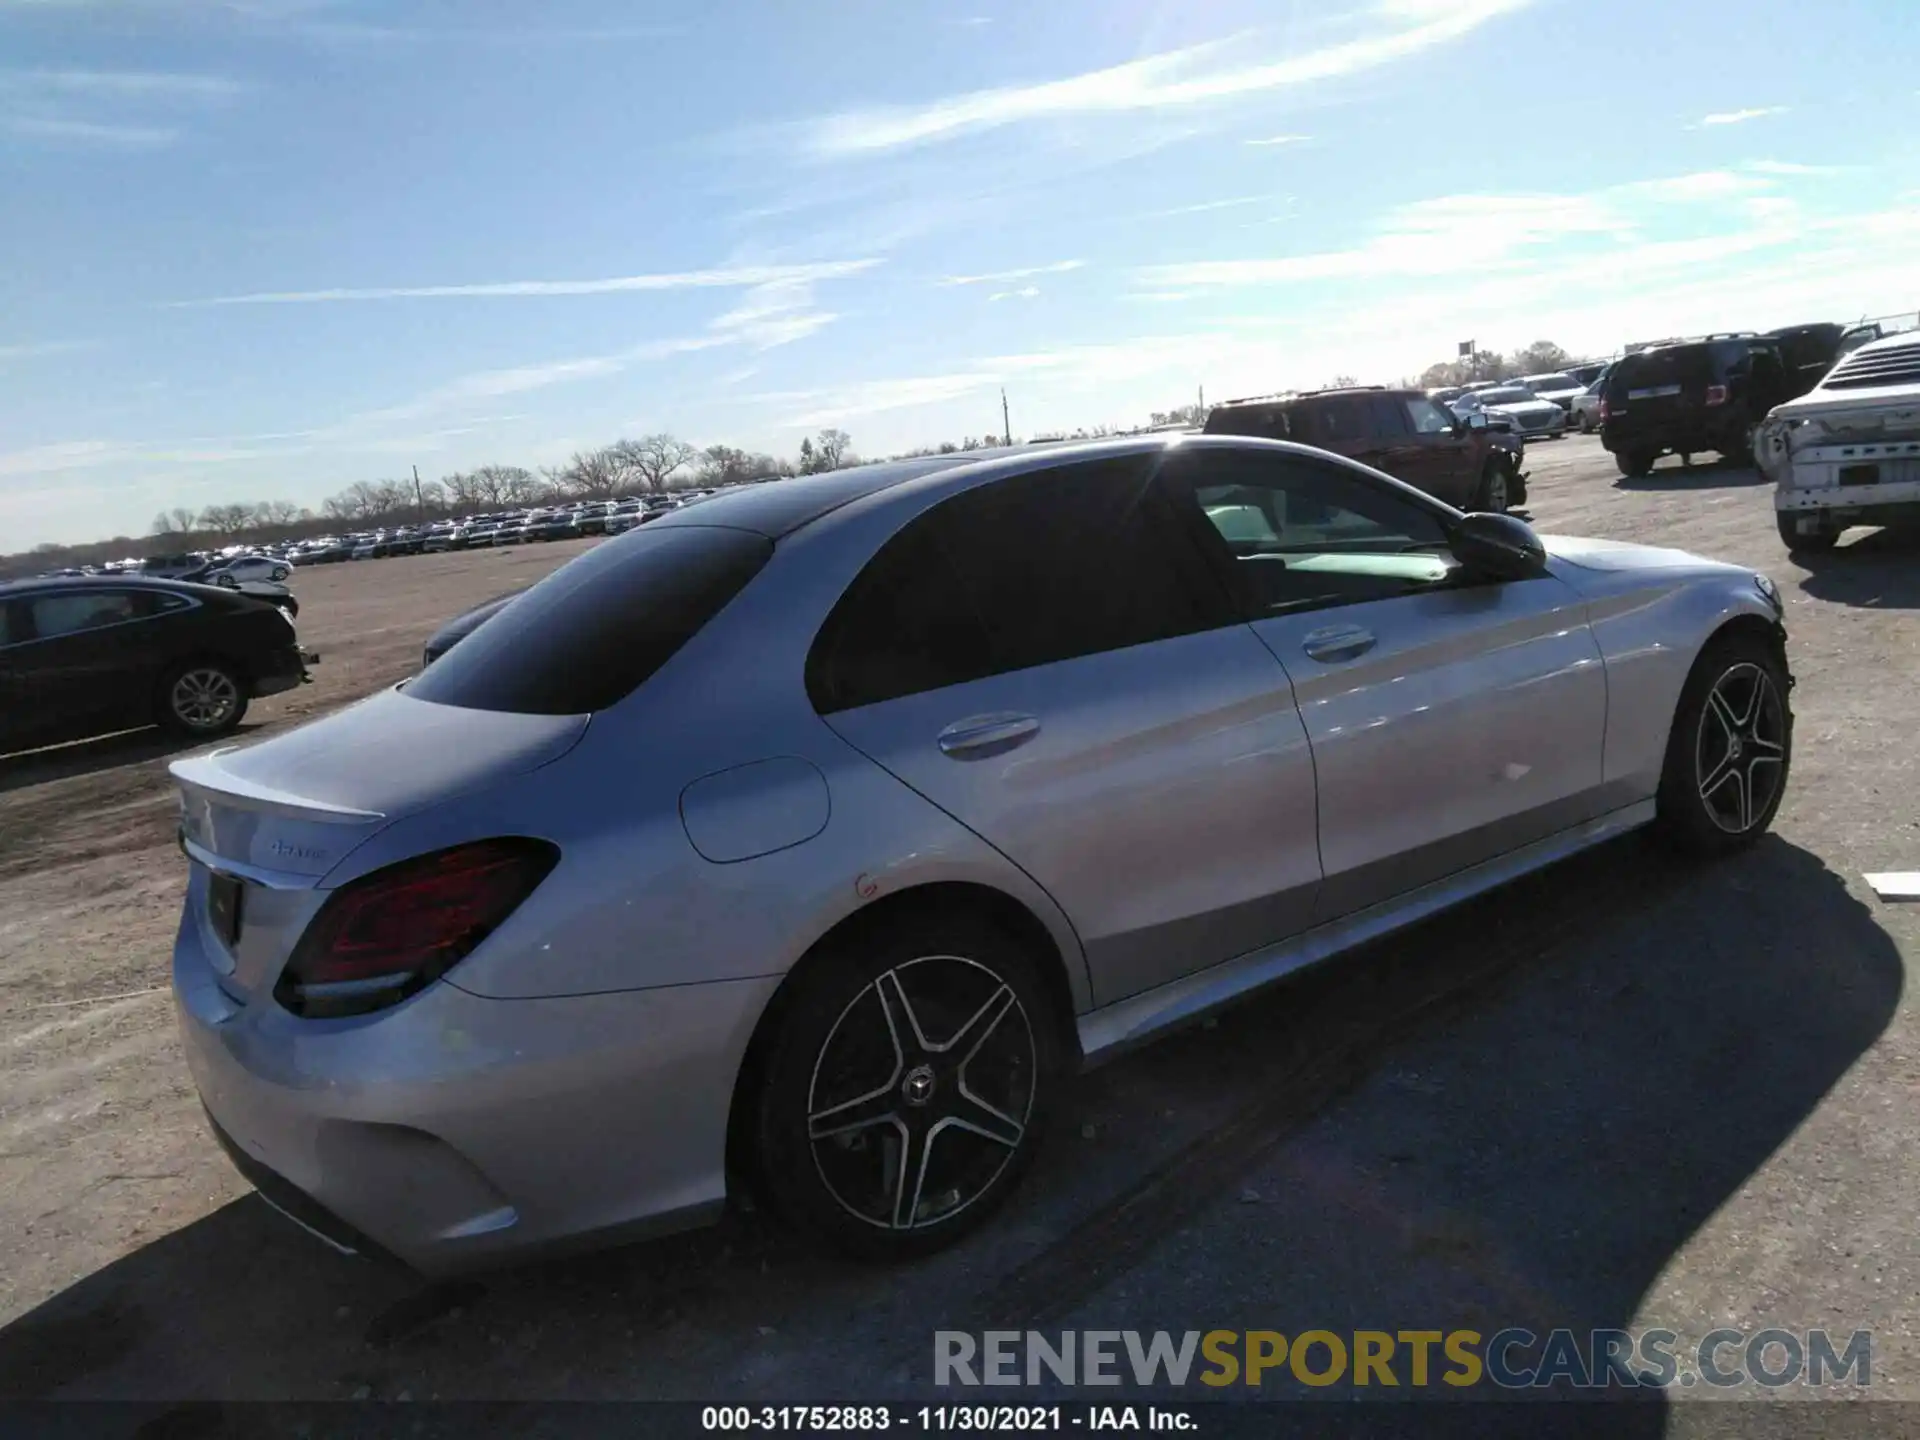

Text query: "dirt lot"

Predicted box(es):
[3, 439, 1918, 1416]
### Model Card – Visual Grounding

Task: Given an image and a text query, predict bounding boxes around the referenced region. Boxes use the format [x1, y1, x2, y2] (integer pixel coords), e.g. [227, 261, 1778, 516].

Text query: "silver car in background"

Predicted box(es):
[1454, 385, 1570, 439]
[171, 435, 1792, 1271]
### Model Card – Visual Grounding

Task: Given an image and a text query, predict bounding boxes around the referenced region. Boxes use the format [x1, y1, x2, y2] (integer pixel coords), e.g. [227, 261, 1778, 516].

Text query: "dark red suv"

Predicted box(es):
[1202, 386, 1524, 511]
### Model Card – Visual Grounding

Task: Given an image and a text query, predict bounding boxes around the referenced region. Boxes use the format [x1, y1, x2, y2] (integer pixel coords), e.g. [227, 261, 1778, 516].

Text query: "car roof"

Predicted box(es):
[643, 447, 1032, 538]
[0, 574, 219, 597]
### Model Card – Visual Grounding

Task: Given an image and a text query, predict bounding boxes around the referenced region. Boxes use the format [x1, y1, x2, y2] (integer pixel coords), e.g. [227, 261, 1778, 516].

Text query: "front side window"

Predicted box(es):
[29, 592, 138, 639]
[808, 458, 1225, 713]
[1167, 451, 1459, 618]
[1405, 397, 1457, 434]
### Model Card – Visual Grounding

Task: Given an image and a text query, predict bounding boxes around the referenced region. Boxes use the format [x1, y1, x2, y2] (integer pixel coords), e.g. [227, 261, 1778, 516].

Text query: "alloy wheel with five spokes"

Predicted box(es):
[755, 919, 1059, 1259]
[807, 955, 1036, 1233]
[1694, 661, 1786, 836]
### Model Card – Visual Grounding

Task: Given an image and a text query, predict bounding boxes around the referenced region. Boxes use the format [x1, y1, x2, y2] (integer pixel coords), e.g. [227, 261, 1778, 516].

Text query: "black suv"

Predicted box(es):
[1601, 327, 1840, 477]
[0, 577, 313, 754]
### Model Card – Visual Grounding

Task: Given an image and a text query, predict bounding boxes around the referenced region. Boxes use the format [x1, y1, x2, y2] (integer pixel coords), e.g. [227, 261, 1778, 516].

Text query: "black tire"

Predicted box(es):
[1615, 449, 1655, 479]
[1653, 631, 1792, 858]
[156, 660, 249, 737]
[1776, 512, 1839, 554]
[1472, 461, 1511, 513]
[753, 910, 1062, 1261]
[1578, 411, 1594, 434]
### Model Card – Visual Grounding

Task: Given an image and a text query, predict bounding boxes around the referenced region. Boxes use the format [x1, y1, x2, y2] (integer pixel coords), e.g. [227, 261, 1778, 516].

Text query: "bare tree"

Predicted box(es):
[151, 511, 184, 536]
[445, 465, 539, 509]
[1510, 340, 1572, 374]
[814, 428, 854, 470]
[698, 445, 789, 486]
[197, 502, 255, 534]
[608, 433, 697, 492]
[250, 499, 304, 527]
[557, 448, 625, 500]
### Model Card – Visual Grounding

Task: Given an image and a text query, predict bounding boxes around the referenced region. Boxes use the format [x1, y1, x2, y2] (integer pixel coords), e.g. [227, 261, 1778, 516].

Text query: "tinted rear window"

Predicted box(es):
[406, 526, 772, 715]
[1607, 347, 1714, 395]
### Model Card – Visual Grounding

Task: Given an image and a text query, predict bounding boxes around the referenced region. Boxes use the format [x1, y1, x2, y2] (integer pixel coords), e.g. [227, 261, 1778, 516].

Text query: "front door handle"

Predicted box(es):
[937, 713, 1041, 760]
[1301, 625, 1377, 663]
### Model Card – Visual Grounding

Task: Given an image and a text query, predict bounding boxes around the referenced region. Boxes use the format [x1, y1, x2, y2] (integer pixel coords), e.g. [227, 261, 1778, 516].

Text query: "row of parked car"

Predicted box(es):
[289, 491, 720, 565]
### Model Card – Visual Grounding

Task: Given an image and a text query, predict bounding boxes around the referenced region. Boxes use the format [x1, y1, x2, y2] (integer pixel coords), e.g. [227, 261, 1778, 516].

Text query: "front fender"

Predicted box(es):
[1551, 561, 1782, 796]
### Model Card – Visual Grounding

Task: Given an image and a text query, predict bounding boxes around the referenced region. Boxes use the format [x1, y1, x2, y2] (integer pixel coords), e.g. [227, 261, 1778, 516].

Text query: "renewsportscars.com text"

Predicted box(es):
[933, 1328, 1871, 1391]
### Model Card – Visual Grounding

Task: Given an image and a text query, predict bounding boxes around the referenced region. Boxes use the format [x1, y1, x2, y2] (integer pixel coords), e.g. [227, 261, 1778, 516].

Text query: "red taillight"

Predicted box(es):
[277, 838, 558, 1017]
[1704, 384, 1728, 406]
[1598, 398, 1611, 423]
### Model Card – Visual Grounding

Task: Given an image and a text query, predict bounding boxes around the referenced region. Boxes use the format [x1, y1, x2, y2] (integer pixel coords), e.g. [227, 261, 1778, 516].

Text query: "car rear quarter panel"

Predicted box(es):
[1546, 556, 1781, 796]
[324, 512, 1094, 1012]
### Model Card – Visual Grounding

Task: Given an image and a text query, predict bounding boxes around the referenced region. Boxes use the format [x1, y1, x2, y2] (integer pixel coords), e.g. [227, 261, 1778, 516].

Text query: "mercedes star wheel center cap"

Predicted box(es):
[902, 1065, 937, 1107]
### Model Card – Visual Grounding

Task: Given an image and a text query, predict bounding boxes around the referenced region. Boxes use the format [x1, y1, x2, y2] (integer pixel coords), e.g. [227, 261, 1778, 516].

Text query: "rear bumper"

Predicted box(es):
[250, 646, 315, 699]
[1602, 419, 1742, 455]
[171, 882, 777, 1274]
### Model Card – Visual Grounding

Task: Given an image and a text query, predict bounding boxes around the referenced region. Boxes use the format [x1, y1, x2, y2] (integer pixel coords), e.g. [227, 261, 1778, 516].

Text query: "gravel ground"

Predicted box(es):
[2, 438, 1917, 1419]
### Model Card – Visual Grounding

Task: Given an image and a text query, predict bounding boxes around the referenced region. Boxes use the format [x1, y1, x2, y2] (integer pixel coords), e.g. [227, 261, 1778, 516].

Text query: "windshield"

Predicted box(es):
[1477, 388, 1536, 404]
[1524, 374, 1577, 390]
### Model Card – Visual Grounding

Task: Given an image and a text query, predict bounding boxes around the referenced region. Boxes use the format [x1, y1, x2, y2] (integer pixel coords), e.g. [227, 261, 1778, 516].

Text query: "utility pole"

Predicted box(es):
[412, 464, 424, 513]
[1198, 383, 1205, 417]
[1001, 388, 1012, 446]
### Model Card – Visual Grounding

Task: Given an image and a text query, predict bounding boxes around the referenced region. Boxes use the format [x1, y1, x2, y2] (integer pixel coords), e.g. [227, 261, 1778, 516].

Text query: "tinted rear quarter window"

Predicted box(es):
[1202, 404, 1290, 440]
[406, 526, 773, 715]
[808, 458, 1224, 713]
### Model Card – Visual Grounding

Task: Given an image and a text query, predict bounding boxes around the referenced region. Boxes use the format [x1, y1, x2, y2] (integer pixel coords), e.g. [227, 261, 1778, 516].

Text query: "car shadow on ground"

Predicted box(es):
[0, 833, 1899, 1420]
[1793, 527, 1920, 609]
[0, 724, 260, 797]
[1611, 456, 1769, 490]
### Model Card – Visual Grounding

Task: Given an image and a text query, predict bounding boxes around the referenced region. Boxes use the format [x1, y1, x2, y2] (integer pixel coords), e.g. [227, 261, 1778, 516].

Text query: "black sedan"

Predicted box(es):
[420, 587, 525, 667]
[0, 576, 315, 754]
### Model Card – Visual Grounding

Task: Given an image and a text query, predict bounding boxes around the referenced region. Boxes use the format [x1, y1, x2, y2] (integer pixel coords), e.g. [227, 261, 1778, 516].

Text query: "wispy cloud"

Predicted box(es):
[0, 339, 92, 364]
[1244, 133, 1310, 146]
[1138, 171, 1779, 290]
[1744, 159, 1839, 176]
[169, 258, 882, 306]
[938, 259, 1084, 287]
[708, 278, 840, 349]
[0, 69, 247, 101]
[5, 115, 177, 147]
[990, 286, 1040, 301]
[802, 0, 1534, 155]
[1148, 194, 1266, 217]
[0, 66, 245, 150]
[1698, 105, 1787, 126]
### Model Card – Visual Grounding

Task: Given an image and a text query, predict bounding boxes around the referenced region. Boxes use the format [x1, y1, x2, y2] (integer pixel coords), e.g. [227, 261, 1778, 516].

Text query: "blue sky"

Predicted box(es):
[3, 0, 1917, 546]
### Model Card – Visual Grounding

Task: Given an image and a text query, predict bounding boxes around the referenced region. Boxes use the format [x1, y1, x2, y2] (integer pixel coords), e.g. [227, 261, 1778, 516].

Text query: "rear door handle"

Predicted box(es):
[937, 713, 1041, 760]
[1301, 625, 1377, 663]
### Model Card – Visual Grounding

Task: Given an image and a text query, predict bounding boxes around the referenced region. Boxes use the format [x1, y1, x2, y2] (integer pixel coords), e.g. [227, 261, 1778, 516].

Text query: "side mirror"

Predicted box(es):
[1450, 511, 1546, 580]
[1465, 410, 1489, 430]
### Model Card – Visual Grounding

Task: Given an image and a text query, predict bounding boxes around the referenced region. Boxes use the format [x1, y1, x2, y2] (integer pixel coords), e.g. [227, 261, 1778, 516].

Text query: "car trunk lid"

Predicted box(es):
[172, 687, 587, 1003]
[171, 684, 588, 881]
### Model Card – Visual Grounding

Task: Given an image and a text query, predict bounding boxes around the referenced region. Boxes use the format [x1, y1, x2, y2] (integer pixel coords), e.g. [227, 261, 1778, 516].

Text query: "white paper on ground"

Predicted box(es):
[1864, 872, 1920, 901]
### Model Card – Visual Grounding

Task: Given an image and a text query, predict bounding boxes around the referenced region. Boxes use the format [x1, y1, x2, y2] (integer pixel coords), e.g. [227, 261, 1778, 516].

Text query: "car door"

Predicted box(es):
[0, 600, 41, 752]
[19, 590, 149, 739]
[811, 455, 1323, 1006]
[1306, 396, 1389, 470]
[1156, 446, 1610, 923]
[1396, 394, 1479, 507]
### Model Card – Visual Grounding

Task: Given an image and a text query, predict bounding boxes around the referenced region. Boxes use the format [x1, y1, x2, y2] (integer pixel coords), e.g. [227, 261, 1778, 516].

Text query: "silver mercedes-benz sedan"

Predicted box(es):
[170, 434, 1792, 1270]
